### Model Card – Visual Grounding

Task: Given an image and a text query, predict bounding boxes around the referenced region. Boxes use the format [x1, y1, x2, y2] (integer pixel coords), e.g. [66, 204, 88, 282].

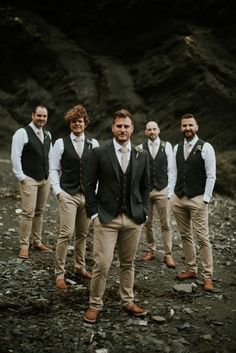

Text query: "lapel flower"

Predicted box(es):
[135, 144, 143, 158]
[193, 144, 202, 155]
[44, 130, 50, 139]
[86, 138, 93, 149]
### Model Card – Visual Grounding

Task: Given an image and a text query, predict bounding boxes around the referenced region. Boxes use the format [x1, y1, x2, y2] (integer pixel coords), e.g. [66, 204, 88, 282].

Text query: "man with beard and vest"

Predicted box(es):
[11, 104, 53, 259]
[83, 109, 150, 324]
[140, 121, 176, 268]
[50, 104, 99, 290]
[171, 113, 216, 292]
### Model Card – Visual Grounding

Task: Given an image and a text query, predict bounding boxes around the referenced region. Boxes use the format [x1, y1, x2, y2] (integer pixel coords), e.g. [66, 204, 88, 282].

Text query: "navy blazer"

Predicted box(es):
[85, 141, 150, 224]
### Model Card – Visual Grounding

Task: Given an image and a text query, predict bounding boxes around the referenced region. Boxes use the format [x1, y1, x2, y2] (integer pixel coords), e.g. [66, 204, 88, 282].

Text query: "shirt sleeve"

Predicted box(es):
[11, 128, 28, 181]
[49, 139, 64, 195]
[168, 144, 178, 198]
[165, 141, 175, 198]
[201, 142, 216, 202]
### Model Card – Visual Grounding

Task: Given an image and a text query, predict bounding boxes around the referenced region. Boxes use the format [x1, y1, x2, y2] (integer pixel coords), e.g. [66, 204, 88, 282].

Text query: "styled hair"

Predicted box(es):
[112, 109, 134, 124]
[180, 113, 197, 123]
[64, 104, 90, 126]
[33, 104, 48, 113]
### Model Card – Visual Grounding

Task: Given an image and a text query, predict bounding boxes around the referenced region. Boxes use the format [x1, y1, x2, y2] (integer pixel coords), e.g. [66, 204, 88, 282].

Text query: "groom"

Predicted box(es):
[84, 109, 150, 323]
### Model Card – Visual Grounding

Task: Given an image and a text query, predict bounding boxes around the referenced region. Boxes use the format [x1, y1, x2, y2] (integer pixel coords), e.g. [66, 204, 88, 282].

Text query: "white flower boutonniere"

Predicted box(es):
[193, 144, 202, 155]
[135, 144, 143, 158]
[44, 130, 50, 139]
[86, 139, 93, 149]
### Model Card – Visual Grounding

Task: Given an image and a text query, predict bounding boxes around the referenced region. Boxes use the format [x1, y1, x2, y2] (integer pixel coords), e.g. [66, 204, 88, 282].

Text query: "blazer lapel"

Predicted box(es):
[131, 146, 139, 183]
[105, 142, 120, 180]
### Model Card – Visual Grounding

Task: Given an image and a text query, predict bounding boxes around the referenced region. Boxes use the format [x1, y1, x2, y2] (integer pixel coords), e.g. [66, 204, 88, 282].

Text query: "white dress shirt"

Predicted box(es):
[50, 132, 99, 195]
[113, 139, 131, 168]
[171, 135, 216, 202]
[11, 122, 52, 181]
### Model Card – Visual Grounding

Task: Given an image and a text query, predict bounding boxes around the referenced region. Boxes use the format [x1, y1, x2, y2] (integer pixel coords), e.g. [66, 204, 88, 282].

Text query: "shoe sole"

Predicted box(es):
[19, 256, 29, 259]
[84, 316, 96, 323]
[165, 264, 176, 269]
[123, 308, 148, 317]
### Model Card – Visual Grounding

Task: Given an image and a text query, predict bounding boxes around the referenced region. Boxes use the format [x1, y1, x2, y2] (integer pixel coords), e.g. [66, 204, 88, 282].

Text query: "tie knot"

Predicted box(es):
[120, 146, 128, 153]
[75, 137, 82, 142]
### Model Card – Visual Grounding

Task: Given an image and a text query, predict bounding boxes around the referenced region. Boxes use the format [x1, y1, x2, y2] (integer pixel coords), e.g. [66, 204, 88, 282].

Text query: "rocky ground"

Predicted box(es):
[0, 158, 236, 353]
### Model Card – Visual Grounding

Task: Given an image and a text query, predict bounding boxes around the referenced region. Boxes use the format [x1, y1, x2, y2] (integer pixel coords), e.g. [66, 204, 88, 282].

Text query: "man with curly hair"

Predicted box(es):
[50, 104, 99, 290]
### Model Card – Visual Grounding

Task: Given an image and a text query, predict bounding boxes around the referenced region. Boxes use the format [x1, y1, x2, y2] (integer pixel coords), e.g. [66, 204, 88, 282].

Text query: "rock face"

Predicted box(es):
[0, 0, 235, 195]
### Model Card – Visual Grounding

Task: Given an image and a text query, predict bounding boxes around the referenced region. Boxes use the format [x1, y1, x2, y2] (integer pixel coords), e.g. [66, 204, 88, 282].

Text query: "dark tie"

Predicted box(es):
[120, 146, 129, 173]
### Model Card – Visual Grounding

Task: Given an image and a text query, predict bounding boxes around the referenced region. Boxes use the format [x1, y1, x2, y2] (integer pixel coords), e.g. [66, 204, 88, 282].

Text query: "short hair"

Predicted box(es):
[33, 104, 47, 113]
[113, 109, 134, 124]
[64, 104, 90, 126]
[180, 113, 197, 123]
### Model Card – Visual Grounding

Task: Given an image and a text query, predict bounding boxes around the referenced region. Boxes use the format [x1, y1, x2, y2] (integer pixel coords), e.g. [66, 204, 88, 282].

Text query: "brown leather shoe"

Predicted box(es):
[32, 243, 53, 253]
[140, 251, 155, 261]
[80, 271, 92, 280]
[123, 303, 148, 317]
[19, 249, 29, 259]
[176, 271, 198, 280]
[203, 278, 213, 292]
[84, 308, 100, 323]
[75, 270, 92, 280]
[55, 277, 68, 290]
[164, 255, 176, 268]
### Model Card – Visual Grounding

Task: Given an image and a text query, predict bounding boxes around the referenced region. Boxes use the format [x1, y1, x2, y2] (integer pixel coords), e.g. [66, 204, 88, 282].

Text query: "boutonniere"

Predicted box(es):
[135, 144, 143, 158]
[86, 139, 93, 149]
[193, 144, 202, 155]
[44, 131, 50, 139]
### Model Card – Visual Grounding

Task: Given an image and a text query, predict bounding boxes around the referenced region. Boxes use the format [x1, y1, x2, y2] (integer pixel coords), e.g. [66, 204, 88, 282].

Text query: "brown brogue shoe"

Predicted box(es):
[19, 249, 29, 259]
[203, 278, 213, 292]
[176, 271, 198, 280]
[164, 255, 176, 268]
[32, 243, 53, 253]
[55, 277, 68, 290]
[123, 303, 147, 317]
[140, 251, 155, 261]
[80, 271, 92, 280]
[84, 308, 100, 323]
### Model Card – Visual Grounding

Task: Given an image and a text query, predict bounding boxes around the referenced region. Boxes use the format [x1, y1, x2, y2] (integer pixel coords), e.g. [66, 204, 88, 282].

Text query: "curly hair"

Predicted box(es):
[64, 104, 90, 126]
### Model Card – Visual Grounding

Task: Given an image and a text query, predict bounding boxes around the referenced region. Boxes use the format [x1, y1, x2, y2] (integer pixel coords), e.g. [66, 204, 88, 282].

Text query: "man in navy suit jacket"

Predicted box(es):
[84, 109, 150, 323]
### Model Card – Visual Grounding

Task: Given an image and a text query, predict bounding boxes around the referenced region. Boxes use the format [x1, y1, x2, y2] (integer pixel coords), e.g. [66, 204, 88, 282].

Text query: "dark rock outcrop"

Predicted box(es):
[0, 1, 235, 195]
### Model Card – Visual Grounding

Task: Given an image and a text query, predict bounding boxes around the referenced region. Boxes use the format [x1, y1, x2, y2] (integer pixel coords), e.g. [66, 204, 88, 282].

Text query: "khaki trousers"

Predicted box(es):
[89, 214, 142, 310]
[19, 176, 50, 250]
[55, 191, 89, 277]
[171, 194, 213, 279]
[144, 187, 172, 256]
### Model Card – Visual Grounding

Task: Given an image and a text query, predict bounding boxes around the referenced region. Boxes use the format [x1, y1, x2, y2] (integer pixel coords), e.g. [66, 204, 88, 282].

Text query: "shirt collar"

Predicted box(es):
[148, 137, 160, 145]
[30, 122, 42, 134]
[71, 132, 85, 141]
[113, 138, 131, 153]
[184, 135, 198, 146]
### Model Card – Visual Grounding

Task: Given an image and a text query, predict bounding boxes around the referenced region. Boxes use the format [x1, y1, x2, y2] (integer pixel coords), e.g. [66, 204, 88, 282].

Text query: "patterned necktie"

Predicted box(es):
[37, 130, 44, 143]
[75, 138, 83, 158]
[120, 146, 129, 173]
[184, 142, 191, 160]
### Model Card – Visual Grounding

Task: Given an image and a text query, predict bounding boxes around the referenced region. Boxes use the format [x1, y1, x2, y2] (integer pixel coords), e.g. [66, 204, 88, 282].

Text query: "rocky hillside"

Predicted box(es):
[0, 0, 235, 195]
